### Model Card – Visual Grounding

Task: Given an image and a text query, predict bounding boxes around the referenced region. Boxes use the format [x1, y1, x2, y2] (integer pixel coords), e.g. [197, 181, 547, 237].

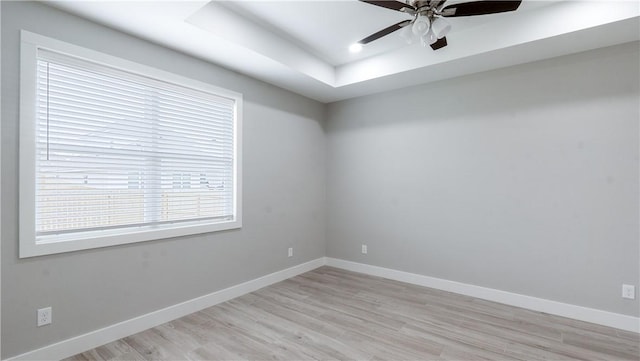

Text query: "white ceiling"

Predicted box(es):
[220, 0, 555, 66]
[47, 0, 640, 103]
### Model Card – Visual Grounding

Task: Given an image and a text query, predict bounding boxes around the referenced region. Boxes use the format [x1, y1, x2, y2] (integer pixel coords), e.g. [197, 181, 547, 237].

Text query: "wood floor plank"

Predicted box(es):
[618, 329, 640, 342]
[64, 267, 639, 360]
[186, 345, 245, 361]
[513, 308, 621, 338]
[561, 330, 639, 360]
[109, 349, 147, 361]
[399, 320, 509, 357]
[123, 328, 187, 360]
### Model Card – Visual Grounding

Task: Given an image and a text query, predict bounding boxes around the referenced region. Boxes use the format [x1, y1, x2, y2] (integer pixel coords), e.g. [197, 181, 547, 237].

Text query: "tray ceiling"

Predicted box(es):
[48, 1, 640, 103]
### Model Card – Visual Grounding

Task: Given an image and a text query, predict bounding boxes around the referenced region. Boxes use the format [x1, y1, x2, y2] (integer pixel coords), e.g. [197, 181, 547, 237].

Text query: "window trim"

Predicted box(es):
[19, 31, 243, 258]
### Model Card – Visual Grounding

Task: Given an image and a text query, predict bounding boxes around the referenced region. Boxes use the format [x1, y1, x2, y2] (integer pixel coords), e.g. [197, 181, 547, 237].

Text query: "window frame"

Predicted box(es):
[19, 31, 243, 258]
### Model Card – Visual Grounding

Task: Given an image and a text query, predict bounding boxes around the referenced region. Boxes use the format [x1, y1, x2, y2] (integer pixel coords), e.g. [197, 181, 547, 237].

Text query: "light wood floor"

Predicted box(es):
[65, 266, 639, 360]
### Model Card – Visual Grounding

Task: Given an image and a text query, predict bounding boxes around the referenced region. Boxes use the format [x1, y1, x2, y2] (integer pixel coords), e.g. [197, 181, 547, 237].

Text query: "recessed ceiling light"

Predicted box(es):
[349, 43, 363, 53]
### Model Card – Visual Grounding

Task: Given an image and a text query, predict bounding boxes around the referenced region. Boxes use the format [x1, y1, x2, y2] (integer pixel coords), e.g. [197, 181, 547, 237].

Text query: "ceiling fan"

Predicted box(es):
[355, 0, 522, 51]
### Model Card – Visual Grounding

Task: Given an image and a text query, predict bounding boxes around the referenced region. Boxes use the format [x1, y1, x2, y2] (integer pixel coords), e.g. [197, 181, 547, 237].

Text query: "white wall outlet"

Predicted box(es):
[37, 307, 52, 327]
[622, 284, 635, 299]
[361, 244, 367, 254]
[288, 247, 293, 257]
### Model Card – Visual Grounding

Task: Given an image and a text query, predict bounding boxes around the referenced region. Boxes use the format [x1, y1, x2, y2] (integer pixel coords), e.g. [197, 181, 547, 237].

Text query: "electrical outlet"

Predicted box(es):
[37, 307, 52, 327]
[288, 247, 293, 257]
[361, 244, 367, 254]
[622, 284, 635, 299]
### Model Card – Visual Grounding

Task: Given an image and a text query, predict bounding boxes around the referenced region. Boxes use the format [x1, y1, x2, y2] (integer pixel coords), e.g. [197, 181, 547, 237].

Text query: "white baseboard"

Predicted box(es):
[325, 257, 640, 333]
[7, 256, 638, 360]
[7, 258, 326, 361]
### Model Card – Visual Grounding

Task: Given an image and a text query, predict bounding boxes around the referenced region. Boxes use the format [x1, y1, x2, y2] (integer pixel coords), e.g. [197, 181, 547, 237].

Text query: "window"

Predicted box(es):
[19, 31, 242, 257]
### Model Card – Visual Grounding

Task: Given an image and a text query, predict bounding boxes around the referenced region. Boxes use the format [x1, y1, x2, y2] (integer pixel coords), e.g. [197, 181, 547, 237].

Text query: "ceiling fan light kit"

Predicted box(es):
[409, 16, 450, 47]
[431, 17, 451, 39]
[356, 0, 522, 50]
[421, 28, 438, 46]
[412, 15, 431, 36]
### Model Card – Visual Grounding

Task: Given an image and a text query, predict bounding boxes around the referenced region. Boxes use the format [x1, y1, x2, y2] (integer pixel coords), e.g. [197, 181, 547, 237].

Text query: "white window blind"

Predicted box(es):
[36, 51, 236, 235]
[22, 42, 241, 254]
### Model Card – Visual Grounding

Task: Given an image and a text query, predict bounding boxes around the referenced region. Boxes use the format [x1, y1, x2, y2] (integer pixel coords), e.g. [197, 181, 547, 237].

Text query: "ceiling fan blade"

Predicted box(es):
[359, 0, 415, 12]
[358, 20, 412, 45]
[440, 1, 522, 17]
[430, 36, 448, 50]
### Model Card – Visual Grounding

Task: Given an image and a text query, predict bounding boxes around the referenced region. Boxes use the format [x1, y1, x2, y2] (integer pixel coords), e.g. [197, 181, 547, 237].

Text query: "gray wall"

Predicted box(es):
[326, 42, 640, 317]
[1, 2, 326, 358]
